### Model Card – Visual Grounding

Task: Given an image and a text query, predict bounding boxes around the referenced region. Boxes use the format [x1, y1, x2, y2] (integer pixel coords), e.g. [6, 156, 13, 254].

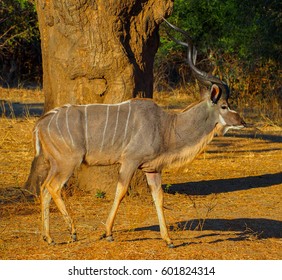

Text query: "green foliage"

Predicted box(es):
[156, 0, 281, 102]
[161, 0, 281, 61]
[0, 0, 41, 87]
[95, 189, 106, 199]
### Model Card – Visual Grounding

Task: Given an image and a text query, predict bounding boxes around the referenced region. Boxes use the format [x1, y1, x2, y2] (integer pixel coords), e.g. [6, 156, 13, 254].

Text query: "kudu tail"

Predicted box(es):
[24, 127, 49, 196]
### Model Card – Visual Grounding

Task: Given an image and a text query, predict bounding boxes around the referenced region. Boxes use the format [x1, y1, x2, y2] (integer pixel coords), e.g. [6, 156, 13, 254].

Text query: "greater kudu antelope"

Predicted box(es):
[28, 20, 246, 247]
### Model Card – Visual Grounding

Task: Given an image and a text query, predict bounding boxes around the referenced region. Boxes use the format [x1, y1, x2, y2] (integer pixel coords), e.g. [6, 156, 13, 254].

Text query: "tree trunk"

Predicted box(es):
[34, 0, 173, 196]
[36, 0, 173, 110]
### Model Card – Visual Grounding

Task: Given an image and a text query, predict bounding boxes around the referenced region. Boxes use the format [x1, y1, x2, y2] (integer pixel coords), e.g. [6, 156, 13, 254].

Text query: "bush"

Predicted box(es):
[156, 0, 281, 104]
[0, 0, 41, 87]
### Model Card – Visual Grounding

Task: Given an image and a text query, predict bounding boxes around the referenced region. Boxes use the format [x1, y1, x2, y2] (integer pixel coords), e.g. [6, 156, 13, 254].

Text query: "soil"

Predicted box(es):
[0, 88, 281, 260]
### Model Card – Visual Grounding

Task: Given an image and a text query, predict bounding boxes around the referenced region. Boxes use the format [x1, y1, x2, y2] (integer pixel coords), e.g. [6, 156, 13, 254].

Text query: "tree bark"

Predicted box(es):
[36, 0, 173, 110]
[35, 0, 173, 196]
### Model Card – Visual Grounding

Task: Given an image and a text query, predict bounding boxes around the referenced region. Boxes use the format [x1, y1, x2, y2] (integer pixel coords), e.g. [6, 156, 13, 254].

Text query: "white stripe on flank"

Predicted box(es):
[45, 107, 59, 116]
[100, 105, 110, 152]
[111, 104, 120, 145]
[47, 113, 56, 141]
[84, 105, 89, 152]
[123, 102, 131, 145]
[34, 127, 40, 157]
[55, 110, 69, 149]
[66, 106, 74, 147]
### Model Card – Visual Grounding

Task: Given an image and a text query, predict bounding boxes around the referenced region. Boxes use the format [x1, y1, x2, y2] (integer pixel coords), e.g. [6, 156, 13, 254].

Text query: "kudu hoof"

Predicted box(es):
[71, 233, 77, 242]
[43, 236, 55, 245]
[67, 233, 77, 244]
[167, 243, 175, 248]
[106, 235, 114, 242]
[100, 233, 114, 242]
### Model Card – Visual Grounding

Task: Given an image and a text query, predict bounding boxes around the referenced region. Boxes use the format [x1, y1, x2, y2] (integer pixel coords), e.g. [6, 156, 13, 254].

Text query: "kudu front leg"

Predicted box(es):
[103, 181, 128, 242]
[145, 172, 174, 248]
[103, 163, 136, 242]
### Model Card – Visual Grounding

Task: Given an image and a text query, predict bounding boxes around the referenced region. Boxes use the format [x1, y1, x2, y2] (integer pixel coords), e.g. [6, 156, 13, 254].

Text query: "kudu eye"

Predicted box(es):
[221, 105, 228, 110]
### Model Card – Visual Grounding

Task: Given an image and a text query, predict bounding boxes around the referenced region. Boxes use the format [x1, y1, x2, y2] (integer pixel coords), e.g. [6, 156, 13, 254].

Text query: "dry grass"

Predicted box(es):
[0, 87, 281, 260]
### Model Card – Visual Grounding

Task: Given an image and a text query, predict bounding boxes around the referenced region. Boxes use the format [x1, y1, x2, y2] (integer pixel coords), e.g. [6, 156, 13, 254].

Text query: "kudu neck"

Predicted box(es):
[171, 100, 218, 148]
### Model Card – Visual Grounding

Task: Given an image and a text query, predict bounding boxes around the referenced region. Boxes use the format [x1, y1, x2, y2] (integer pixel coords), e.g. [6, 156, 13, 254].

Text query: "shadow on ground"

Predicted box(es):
[165, 172, 282, 195]
[0, 187, 35, 205]
[225, 129, 282, 143]
[0, 100, 43, 118]
[133, 217, 282, 244]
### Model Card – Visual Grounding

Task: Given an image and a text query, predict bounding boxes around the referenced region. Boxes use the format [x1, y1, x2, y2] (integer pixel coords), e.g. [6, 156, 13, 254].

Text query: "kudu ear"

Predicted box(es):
[210, 84, 222, 104]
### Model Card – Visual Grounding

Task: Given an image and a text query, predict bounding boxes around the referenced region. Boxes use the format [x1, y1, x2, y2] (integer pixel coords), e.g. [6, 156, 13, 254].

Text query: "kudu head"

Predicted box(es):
[163, 19, 246, 134]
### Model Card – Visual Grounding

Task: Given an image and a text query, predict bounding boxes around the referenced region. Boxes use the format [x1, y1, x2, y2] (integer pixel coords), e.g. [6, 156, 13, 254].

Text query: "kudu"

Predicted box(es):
[27, 20, 246, 247]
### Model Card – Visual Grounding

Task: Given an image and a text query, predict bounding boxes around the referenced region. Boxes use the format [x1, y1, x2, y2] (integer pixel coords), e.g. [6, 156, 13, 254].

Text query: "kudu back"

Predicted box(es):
[27, 21, 246, 247]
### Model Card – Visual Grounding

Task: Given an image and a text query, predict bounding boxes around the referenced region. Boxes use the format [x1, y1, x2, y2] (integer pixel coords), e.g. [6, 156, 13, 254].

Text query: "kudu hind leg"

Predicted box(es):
[41, 163, 78, 244]
[41, 183, 53, 244]
[46, 171, 77, 243]
[145, 172, 174, 248]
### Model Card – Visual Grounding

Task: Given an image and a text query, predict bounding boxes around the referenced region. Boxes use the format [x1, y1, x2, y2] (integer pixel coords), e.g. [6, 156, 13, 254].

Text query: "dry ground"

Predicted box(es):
[0, 88, 281, 260]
